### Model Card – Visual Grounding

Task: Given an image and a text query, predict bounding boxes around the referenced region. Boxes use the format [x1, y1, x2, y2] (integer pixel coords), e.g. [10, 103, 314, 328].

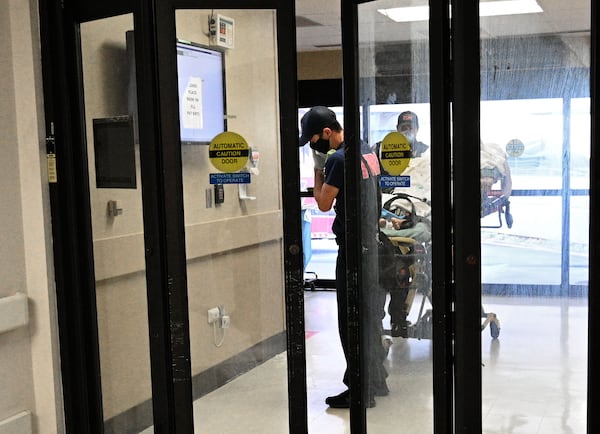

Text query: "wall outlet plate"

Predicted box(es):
[207, 307, 220, 324]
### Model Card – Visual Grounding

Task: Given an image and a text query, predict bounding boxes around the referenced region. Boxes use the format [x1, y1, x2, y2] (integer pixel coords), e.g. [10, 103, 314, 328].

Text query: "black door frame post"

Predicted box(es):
[451, 0, 484, 431]
[134, 0, 195, 431]
[429, 1, 455, 433]
[588, 1, 599, 432]
[341, 0, 369, 430]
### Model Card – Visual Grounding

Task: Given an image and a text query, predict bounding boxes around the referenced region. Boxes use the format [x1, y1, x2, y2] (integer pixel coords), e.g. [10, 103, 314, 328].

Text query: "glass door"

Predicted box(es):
[344, 0, 594, 432]
[79, 14, 157, 433]
[479, 1, 591, 432]
[41, 0, 597, 432]
[172, 5, 305, 433]
[41, 0, 302, 433]
[341, 0, 448, 431]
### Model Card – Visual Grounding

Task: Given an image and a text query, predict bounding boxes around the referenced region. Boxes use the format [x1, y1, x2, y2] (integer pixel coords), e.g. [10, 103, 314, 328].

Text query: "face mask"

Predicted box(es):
[401, 130, 415, 144]
[310, 137, 330, 154]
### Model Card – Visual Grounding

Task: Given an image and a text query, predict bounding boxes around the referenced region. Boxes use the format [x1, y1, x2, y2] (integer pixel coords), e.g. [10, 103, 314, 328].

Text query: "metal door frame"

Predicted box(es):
[39, 0, 304, 433]
[589, 3, 600, 432]
[450, 1, 483, 431]
[340, 0, 599, 433]
[36, 0, 600, 431]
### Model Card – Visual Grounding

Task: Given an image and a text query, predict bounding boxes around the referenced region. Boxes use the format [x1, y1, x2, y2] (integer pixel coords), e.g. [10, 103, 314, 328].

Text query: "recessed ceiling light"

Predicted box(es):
[378, 0, 543, 23]
[480, 0, 543, 17]
[378, 6, 429, 23]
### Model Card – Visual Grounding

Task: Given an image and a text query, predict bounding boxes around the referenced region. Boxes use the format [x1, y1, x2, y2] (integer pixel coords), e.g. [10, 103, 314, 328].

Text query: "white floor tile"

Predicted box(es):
[142, 291, 588, 433]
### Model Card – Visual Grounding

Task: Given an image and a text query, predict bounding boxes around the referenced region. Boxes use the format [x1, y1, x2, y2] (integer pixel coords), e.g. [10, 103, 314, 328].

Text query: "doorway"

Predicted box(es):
[39, 1, 303, 433]
[38, 0, 597, 433]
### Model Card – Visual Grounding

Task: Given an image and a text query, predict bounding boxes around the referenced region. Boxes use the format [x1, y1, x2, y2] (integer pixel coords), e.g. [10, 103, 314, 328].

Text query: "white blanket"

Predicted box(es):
[481, 141, 509, 176]
[387, 141, 511, 202]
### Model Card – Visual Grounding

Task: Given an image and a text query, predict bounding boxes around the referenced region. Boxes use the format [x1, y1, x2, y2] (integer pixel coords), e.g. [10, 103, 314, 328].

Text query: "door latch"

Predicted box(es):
[107, 200, 123, 217]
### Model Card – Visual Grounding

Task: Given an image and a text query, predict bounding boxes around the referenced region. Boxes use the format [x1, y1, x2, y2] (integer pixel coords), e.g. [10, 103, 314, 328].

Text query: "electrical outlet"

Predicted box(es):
[221, 315, 230, 329]
[207, 307, 220, 324]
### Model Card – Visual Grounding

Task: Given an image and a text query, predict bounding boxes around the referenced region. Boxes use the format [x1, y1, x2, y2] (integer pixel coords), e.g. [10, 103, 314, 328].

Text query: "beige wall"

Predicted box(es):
[0, 0, 64, 433]
[1, 3, 288, 428]
[80, 10, 286, 420]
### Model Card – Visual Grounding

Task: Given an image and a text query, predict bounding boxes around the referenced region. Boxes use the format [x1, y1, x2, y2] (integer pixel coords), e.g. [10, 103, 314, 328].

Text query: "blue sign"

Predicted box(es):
[380, 176, 410, 188]
[210, 172, 251, 184]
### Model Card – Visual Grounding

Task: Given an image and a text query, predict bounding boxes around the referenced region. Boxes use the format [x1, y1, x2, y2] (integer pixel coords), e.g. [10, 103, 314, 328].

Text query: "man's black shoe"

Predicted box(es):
[325, 389, 349, 408]
[391, 321, 409, 338]
[325, 389, 376, 408]
[373, 384, 389, 397]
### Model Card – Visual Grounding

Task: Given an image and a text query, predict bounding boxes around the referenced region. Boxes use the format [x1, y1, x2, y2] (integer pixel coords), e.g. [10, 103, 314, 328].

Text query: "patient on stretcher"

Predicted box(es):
[379, 193, 431, 242]
[379, 217, 431, 243]
[377, 140, 512, 338]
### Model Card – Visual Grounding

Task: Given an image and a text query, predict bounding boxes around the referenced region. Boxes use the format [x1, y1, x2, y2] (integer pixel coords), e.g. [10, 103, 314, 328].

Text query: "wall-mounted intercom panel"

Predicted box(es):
[210, 14, 235, 49]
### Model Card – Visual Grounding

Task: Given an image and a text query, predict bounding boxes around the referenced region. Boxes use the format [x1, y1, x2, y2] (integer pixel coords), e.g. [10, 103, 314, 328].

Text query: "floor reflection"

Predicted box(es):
[142, 291, 587, 433]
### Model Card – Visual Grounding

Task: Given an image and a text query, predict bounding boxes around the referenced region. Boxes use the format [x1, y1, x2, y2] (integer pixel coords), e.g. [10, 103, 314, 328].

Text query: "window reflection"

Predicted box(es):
[299, 98, 590, 288]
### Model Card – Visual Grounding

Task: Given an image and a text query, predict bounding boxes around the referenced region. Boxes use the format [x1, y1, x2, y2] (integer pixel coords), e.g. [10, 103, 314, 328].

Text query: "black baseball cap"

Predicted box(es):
[299, 106, 338, 146]
[397, 111, 419, 129]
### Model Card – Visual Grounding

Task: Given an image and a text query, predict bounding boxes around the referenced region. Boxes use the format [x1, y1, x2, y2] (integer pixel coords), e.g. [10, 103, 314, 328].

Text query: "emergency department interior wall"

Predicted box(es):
[0, 0, 63, 433]
[80, 10, 285, 423]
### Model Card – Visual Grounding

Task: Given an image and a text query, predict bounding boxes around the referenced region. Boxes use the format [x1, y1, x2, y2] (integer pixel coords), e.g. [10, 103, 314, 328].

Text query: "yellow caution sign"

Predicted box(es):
[208, 132, 249, 172]
[379, 132, 411, 176]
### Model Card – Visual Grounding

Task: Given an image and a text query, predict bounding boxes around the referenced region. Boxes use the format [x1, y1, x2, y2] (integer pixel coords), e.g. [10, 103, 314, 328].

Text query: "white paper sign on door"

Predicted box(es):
[182, 77, 203, 129]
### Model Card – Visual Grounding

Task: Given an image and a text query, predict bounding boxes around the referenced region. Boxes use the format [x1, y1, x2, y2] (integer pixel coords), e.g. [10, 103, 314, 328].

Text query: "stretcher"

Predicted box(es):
[379, 192, 501, 340]
[481, 141, 514, 229]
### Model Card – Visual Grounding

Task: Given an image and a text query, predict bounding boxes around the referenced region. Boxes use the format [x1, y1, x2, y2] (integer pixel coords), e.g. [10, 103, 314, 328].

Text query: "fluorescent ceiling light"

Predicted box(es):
[378, 6, 429, 23]
[480, 0, 543, 16]
[378, 0, 543, 23]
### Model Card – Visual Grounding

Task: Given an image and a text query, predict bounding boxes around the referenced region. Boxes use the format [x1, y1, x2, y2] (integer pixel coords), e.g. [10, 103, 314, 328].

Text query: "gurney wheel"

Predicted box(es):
[490, 320, 500, 339]
[505, 212, 513, 229]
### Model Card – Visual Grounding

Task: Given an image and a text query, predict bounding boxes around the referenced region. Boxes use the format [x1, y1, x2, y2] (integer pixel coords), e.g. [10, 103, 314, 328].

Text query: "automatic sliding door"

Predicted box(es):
[479, 2, 590, 432]
[355, 2, 436, 431]
[174, 8, 297, 433]
[80, 14, 155, 433]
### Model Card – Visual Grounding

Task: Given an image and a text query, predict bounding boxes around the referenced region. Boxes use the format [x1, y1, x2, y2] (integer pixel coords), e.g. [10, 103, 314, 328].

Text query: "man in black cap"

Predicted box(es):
[373, 111, 429, 179]
[299, 106, 389, 408]
[395, 110, 429, 158]
[299, 106, 344, 210]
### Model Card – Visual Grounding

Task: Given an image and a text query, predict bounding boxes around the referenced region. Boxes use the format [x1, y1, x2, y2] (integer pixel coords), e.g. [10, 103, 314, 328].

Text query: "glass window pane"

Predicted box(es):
[81, 14, 155, 433]
[359, 1, 434, 430]
[480, 2, 590, 432]
[175, 9, 289, 433]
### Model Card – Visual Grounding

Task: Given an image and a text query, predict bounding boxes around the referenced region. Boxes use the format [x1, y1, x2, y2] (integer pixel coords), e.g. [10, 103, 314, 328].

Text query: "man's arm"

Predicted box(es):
[313, 168, 338, 211]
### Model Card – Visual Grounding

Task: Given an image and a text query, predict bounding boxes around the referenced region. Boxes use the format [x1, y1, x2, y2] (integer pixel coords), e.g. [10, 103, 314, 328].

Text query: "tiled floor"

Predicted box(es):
[142, 290, 588, 433]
